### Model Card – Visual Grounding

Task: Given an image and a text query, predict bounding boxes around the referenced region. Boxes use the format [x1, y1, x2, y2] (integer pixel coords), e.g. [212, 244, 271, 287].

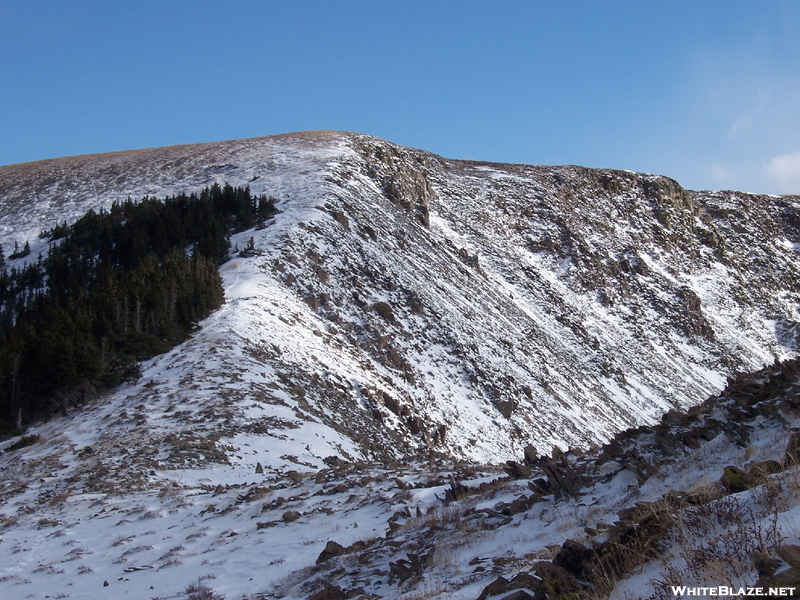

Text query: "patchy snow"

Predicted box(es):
[1, 131, 800, 598]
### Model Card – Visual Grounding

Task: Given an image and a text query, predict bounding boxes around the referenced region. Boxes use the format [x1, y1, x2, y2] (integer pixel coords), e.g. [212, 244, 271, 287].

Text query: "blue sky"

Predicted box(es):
[2, 1, 799, 194]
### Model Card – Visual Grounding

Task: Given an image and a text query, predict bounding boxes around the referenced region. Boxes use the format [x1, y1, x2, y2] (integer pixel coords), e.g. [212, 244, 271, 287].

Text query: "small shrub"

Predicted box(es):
[111, 535, 135, 547]
[651, 492, 785, 598]
[158, 545, 185, 561]
[4, 434, 40, 453]
[121, 544, 153, 557]
[159, 557, 183, 569]
[182, 582, 225, 600]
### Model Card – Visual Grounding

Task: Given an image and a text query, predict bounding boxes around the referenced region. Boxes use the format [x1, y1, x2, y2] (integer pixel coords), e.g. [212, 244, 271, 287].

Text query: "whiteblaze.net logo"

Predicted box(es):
[670, 586, 797, 597]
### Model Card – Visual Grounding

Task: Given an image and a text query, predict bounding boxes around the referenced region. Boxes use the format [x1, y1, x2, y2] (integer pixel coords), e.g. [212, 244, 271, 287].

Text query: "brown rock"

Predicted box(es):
[553, 539, 598, 582]
[316, 540, 346, 565]
[720, 465, 756, 493]
[534, 561, 584, 598]
[281, 510, 301, 523]
[308, 582, 347, 600]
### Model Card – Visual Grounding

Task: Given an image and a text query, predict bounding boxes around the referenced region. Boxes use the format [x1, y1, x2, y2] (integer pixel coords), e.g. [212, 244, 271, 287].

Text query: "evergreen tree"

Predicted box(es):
[0, 184, 270, 433]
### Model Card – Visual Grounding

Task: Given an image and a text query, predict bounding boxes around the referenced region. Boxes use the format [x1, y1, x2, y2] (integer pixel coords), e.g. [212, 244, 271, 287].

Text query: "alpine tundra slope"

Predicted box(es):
[0, 131, 799, 599]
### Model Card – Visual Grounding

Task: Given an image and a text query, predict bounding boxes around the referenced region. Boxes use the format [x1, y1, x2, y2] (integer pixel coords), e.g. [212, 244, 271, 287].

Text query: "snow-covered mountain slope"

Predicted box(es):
[2, 332, 800, 600]
[1, 131, 800, 467]
[3, 131, 800, 600]
[275, 358, 800, 600]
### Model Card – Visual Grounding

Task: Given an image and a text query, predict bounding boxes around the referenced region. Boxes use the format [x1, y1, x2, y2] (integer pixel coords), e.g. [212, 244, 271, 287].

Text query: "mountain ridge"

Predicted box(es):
[0, 130, 770, 245]
[1, 131, 799, 464]
[2, 131, 800, 599]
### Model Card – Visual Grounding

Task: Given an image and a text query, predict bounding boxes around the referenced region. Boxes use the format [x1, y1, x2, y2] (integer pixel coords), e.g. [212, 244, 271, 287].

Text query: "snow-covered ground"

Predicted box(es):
[2, 359, 800, 599]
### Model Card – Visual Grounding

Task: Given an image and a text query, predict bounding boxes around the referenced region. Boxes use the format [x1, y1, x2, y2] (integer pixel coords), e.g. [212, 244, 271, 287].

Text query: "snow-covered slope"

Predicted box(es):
[1, 131, 799, 466]
[3, 131, 800, 599]
[2, 333, 800, 600]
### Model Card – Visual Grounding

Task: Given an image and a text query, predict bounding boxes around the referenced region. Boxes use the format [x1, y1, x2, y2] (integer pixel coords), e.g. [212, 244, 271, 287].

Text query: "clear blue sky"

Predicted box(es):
[2, 1, 799, 194]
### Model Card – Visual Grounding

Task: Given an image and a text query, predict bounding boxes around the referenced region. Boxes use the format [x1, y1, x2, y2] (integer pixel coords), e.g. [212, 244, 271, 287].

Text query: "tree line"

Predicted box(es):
[0, 183, 277, 435]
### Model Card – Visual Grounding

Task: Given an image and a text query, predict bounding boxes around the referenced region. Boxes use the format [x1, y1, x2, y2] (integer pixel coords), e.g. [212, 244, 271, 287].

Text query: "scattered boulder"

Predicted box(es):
[316, 540, 346, 565]
[720, 465, 756, 493]
[553, 539, 598, 582]
[372, 301, 395, 323]
[308, 582, 348, 600]
[477, 566, 582, 600]
[504, 460, 532, 479]
[281, 510, 301, 523]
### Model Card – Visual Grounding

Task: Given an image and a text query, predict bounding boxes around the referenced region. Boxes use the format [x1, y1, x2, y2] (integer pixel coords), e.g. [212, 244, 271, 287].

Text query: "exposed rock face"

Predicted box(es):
[1, 131, 799, 466]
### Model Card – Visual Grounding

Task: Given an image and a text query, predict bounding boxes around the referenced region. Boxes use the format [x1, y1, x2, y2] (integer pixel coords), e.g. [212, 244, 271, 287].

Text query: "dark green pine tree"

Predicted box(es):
[0, 184, 271, 433]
